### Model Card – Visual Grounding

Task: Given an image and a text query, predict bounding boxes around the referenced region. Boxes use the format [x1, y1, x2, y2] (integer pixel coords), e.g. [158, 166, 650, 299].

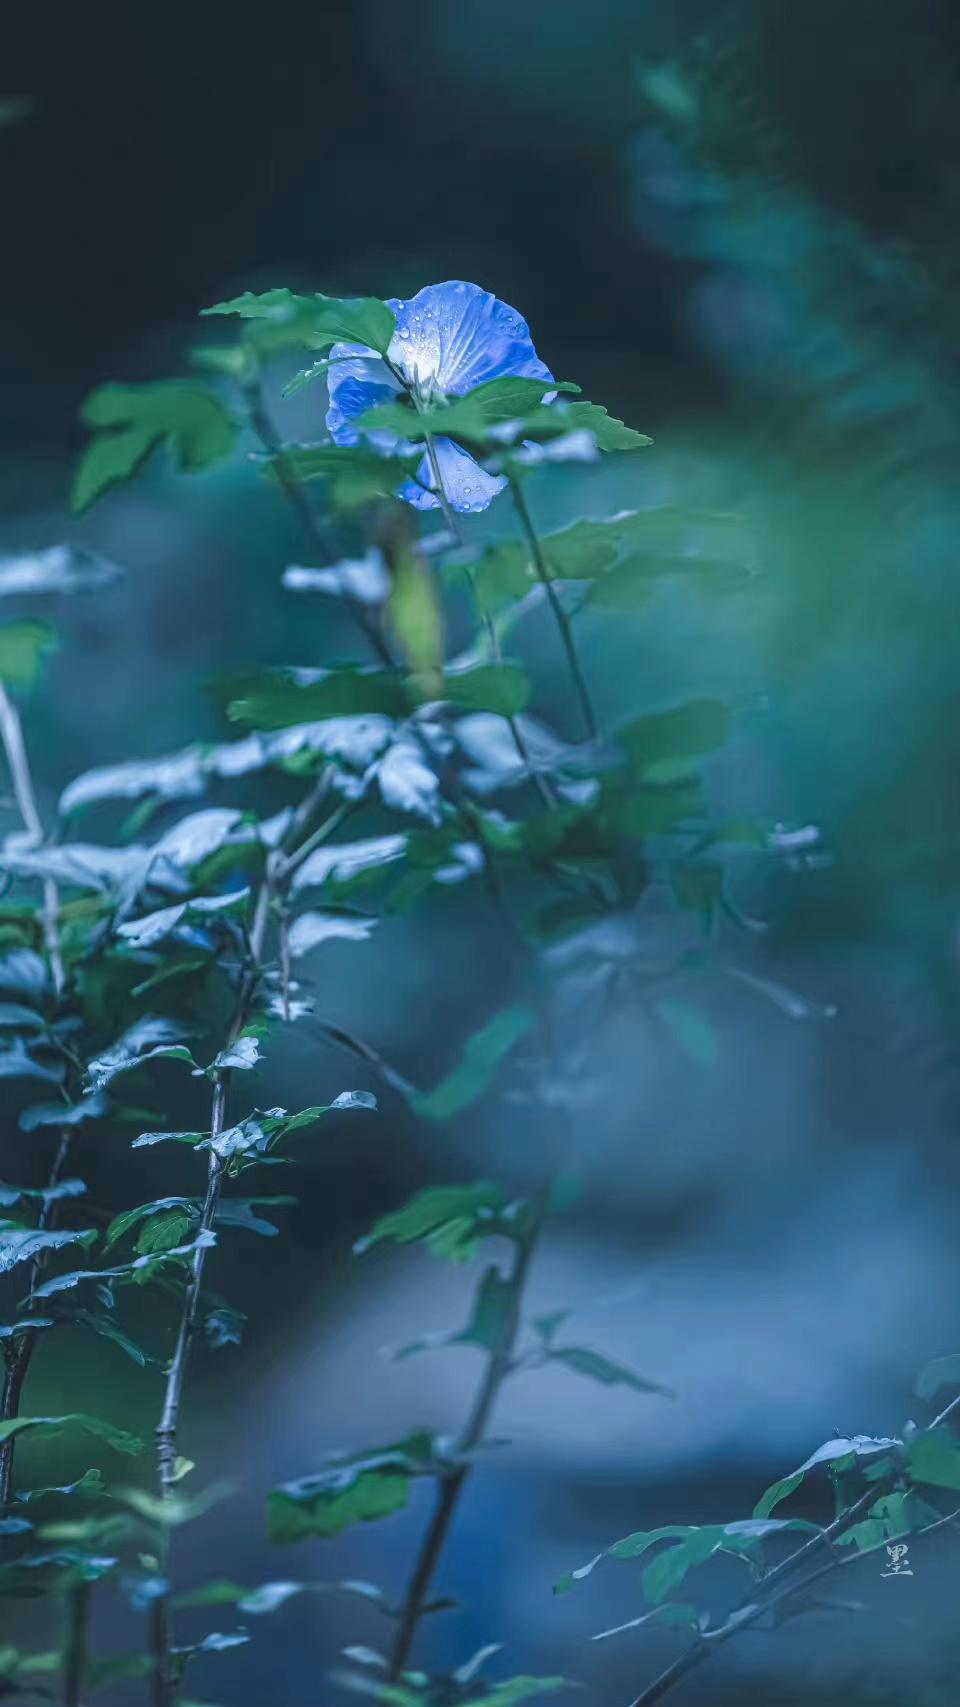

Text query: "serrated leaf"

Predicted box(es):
[908, 1431, 960, 1492]
[269, 1433, 436, 1542]
[73, 382, 237, 511]
[355, 1181, 511, 1263]
[0, 1226, 97, 1275]
[411, 1003, 535, 1120]
[0, 1414, 142, 1455]
[201, 288, 396, 355]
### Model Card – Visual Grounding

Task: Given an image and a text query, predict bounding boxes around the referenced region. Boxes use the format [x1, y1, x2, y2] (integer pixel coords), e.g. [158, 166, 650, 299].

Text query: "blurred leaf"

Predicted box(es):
[916, 1353, 960, 1402]
[0, 621, 58, 691]
[470, 508, 738, 612]
[274, 444, 420, 509]
[355, 1181, 512, 1262]
[617, 701, 730, 779]
[411, 1004, 535, 1120]
[0, 1414, 142, 1455]
[269, 1433, 437, 1542]
[15, 1469, 104, 1504]
[908, 1431, 960, 1492]
[546, 1346, 672, 1398]
[72, 382, 237, 511]
[0, 545, 122, 598]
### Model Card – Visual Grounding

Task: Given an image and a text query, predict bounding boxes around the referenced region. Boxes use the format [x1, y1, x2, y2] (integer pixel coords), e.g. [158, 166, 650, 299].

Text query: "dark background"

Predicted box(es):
[3, 4, 960, 1704]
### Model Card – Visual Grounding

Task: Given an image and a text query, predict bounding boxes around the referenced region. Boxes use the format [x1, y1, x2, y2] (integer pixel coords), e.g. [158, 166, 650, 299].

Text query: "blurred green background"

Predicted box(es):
[3, 2, 960, 1702]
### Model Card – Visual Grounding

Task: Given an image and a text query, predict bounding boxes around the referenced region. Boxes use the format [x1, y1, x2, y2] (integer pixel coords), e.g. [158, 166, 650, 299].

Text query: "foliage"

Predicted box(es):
[0, 267, 885, 1707]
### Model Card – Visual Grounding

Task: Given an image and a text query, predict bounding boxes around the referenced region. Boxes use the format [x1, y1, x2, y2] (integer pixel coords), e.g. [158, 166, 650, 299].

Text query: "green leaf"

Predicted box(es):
[468, 508, 738, 614]
[355, 1181, 512, 1263]
[72, 382, 237, 511]
[15, 1468, 104, 1504]
[547, 1346, 672, 1398]
[227, 666, 408, 728]
[269, 1433, 437, 1542]
[273, 443, 420, 509]
[0, 621, 58, 691]
[497, 398, 651, 454]
[909, 1430, 960, 1492]
[411, 1003, 535, 1120]
[461, 1266, 515, 1353]
[357, 377, 577, 444]
[201, 288, 396, 355]
[0, 1225, 97, 1273]
[63, 1309, 154, 1368]
[616, 701, 730, 779]
[226, 661, 528, 729]
[0, 1414, 142, 1455]
[439, 662, 530, 717]
[753, 1471, 804, 1519]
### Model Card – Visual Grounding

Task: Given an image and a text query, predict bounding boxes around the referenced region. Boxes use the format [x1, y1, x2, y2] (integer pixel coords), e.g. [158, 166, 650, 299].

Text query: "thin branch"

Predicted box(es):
[150, 822, 308, 1706]
[508, 480, 598, 742]
[387, 1201, 545, 1680]
[0, 686, 72, 1506]
[62, 1578, 91, 1707]
[0, 680, 64, 994]
[243, 377, 394, 669]
[623, 1397, 960, 1707]
[628, 1503, 960, 1707]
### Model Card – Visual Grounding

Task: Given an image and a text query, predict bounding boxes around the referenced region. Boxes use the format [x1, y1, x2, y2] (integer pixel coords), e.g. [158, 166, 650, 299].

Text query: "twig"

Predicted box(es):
[628, 1504, 960, 1707]
[625, 1401, 960, 1707]
[387, 1200, 545, 1679]
[0, 685, 70, 1507]
[0, 1124, 73, 1507]
[150, 812, 318, 1705]
[508, 480, 598, 742]
[0, 680, 64, 993]
[62, 1578, 91, 1707]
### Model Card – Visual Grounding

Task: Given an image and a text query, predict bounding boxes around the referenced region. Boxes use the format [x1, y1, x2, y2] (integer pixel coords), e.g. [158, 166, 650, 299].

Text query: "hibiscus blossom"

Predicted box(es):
[326, 279, 553, 513]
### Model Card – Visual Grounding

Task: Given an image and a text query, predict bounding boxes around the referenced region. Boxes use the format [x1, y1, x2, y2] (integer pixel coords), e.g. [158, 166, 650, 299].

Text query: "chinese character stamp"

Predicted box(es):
[881, 1542, 913, 1578]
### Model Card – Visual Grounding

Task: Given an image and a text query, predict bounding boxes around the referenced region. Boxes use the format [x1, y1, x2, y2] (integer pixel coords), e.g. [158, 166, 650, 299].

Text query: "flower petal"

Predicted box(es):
[399, 437, 506, 514]
[325, 348, 401, 452]
[388, 281, 552, 396]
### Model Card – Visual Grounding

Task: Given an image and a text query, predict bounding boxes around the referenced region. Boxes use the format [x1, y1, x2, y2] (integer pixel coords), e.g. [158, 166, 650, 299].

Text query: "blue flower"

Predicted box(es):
[325, 280, 553, 514]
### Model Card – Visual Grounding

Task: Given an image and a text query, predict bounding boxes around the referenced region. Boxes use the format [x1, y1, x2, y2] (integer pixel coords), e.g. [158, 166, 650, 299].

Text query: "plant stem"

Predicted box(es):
[150, 866, 278, 1706]
[244, 377, 394, 669]
[627, 1503, 960, 1707]
[62, 1579, 91, 1707]
[386, 1202, 544, 1680]
[624, 1394, 960, 1707]
[0, 686, 71, 1508]
[508, 480, 598, 742]
[0, 1124, 73, 1508]
[0, 680, 64, 994]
